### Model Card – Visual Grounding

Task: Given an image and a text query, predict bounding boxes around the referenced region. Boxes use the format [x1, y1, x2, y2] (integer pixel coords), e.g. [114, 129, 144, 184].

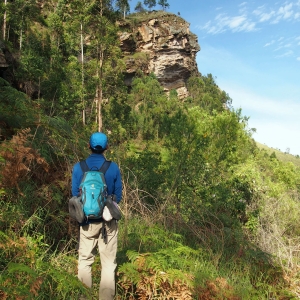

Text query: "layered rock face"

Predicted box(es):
[119, 12, 200, 99]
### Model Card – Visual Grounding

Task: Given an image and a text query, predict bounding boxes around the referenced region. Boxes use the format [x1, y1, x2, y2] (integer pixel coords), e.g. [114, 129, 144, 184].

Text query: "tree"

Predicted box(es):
[81, 0, 120, 131]
[144, 0, 156, 10]
[1, 0, 40, 48]
[135, 1, 145, 12]
[116, 0, 130, 19]
[158, 0, 169, 10]
[187, 75, 232, 113]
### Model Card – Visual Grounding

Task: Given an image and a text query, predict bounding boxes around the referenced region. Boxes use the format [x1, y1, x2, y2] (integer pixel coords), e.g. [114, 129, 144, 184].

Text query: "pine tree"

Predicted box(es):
[158, 0, 169, 11]
[116, 0, 130, 19]
[144, 0, 156, 10]
[135, 1, 145, 12]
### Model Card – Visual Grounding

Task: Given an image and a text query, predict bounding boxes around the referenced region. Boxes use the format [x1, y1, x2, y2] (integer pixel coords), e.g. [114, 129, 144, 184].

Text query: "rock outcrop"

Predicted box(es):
[119, 11, 200, 99]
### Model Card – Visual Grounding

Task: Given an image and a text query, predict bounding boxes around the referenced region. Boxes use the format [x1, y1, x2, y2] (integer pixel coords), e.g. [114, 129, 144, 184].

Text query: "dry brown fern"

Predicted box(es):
[196, 277, 241, 300]
[29, 277, 43, 297]
[0, 128, 49, 195]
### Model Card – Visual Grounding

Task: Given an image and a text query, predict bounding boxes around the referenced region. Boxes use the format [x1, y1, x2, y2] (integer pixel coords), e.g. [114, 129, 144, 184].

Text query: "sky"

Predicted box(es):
[129, 0, 300, 156]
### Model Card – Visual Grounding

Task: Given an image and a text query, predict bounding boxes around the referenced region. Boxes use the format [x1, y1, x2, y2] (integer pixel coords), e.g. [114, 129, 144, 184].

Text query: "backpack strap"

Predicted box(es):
[79, 160, 90, 173]
[79, 160, 111, 174]
[99, 160, 111, 175]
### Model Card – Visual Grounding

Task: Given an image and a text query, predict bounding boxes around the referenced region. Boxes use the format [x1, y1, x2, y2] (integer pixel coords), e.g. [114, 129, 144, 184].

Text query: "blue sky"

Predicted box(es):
[129, 0, 300, 155]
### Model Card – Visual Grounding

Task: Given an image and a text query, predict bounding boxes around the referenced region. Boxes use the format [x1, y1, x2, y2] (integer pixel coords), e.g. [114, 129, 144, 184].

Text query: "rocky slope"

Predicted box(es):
[119, 11, 200, 99]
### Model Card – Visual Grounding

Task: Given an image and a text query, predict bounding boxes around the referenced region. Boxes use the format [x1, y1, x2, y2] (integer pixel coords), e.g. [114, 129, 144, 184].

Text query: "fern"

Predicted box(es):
[117, 245, 199, 299]
[0, 229, 88, 299]
[0, 128, 49, 194]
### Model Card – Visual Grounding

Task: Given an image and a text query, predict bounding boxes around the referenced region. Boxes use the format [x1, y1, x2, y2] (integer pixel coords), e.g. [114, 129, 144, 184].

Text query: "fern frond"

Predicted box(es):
[7, 262, 37, 276]
[0, 128, 49, 193]
[118, 249, 195, 299]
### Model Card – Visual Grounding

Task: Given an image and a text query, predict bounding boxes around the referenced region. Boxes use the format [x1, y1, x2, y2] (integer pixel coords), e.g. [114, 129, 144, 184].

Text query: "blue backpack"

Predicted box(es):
[79, 160, 111, 220]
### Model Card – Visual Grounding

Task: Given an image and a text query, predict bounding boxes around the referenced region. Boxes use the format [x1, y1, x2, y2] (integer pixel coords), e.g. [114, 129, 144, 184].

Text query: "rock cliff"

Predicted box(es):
[119, 11, 200, 99]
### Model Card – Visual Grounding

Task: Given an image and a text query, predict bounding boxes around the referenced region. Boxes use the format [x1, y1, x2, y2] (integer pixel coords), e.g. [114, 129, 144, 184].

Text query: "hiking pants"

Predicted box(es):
[78, 220, 118, 300]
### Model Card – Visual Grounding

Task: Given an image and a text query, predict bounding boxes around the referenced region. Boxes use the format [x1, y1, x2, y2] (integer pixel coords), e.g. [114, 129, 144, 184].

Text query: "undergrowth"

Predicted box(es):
[0, 123, 298, 299]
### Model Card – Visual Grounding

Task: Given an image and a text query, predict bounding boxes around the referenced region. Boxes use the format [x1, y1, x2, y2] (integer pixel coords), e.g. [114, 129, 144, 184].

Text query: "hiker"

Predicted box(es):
[71, 132, 122, 300]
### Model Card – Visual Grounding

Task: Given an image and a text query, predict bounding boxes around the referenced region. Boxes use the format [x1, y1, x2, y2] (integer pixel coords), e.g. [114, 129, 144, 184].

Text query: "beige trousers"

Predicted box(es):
[78, 220, 118, 300]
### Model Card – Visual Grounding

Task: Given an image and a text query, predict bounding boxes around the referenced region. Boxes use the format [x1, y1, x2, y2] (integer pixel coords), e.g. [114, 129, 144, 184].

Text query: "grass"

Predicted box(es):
[126, 10, 187, 25]
[256, 141, 300, 168]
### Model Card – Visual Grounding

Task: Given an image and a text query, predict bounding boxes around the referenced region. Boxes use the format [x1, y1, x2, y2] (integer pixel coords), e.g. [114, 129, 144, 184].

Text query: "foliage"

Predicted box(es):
[134, 2, 146, 13]
[186, 74, 232, 112]
[0, 78, 38, 138]
[0, 230, 88, 299]
[144, 0, 157, 10]
[116, 218, 292, 299]
[0, 128, 49, 195]
[158, 0, 170, 11]
[118, 248, 194, 299]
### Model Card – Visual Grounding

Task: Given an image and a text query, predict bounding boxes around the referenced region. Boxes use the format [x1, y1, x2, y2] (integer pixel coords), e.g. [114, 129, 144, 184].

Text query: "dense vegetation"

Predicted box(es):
[1, 0, 300, 299]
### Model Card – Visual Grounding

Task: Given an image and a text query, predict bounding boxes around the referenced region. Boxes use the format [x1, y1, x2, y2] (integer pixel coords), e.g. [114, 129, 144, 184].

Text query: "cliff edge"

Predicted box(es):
[119, 11, 201, 99]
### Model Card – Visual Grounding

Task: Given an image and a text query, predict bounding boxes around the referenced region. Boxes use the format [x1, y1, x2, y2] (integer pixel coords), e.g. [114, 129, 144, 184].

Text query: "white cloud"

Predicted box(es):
[228, 15, 247, 28]
[200, 20, 226, 35]
[264, 40, 275, 47]
[278, 3, 294, 20]
[238, 2, 248, 14]
[271, 3, 295, 23]
[265, 36, 300, 56]
[274, 44, 285, 51]
[199, 13, 257, 34]
[253, 6, 276, 22]
[258, 11, 276, 22]
[199, 1, 300, 35]
[297, 57, 300, 60]
[253, 5, 265, 16]
[275, 50, 293, 57]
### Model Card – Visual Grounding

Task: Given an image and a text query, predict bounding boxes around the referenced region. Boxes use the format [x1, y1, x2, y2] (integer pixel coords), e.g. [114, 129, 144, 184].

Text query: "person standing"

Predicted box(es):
[71, 132, 122, 300]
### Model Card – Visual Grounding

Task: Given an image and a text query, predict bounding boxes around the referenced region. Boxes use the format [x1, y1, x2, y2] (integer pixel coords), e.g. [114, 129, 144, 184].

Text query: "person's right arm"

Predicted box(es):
[71, 163, 82, 197]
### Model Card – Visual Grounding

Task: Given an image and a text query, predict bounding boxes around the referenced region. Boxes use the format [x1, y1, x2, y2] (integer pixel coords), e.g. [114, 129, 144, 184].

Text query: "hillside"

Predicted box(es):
[257, 141, 300, 168]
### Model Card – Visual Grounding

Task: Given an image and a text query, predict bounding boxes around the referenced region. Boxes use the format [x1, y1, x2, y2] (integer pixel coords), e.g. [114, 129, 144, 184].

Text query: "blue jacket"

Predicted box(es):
[71, 153, 122, 203]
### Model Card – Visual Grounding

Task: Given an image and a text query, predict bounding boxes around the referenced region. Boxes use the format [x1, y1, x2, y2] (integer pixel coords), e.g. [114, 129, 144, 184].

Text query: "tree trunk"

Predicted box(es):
[97, 47, 104, 132]
[97, 0, 104, 132]
[80, 23, 85, 125]
[19, 16, 23, 50]
[3, 0, 7, 40]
